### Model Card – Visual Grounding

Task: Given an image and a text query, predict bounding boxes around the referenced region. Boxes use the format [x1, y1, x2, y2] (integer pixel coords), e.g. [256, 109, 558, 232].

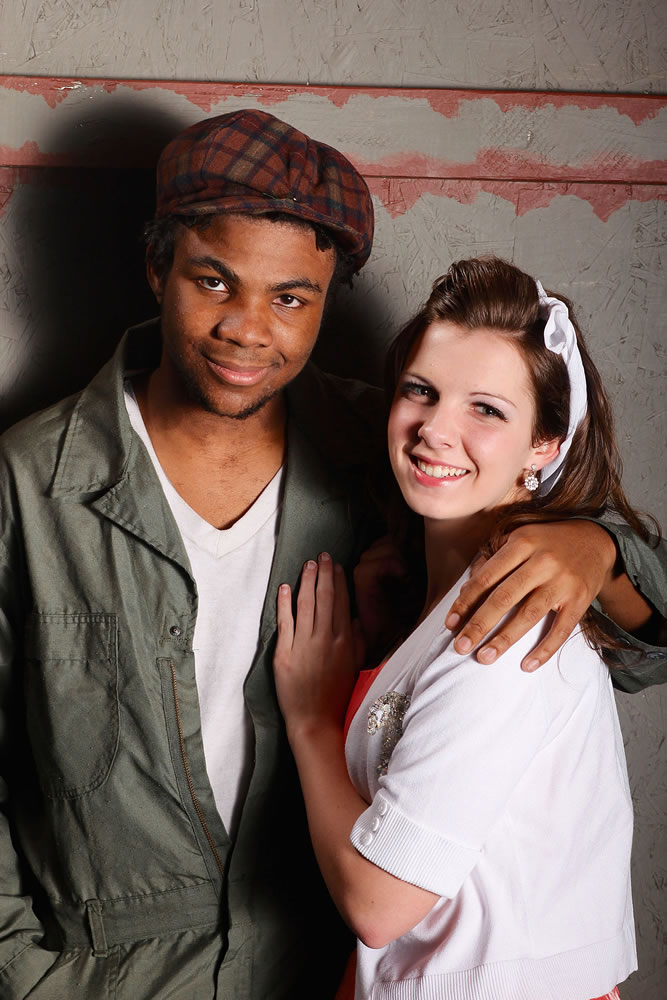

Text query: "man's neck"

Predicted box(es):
[132, 373, 287, 530]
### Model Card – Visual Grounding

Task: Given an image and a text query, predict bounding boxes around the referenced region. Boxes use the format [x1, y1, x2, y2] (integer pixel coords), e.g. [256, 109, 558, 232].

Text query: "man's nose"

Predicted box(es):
[214, 301, 272, 347]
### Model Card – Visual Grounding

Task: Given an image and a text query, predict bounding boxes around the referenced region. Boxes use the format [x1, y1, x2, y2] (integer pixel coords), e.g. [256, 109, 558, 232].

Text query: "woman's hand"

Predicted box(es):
[274, 554, 438, 949]
[274, 552, 360, 734]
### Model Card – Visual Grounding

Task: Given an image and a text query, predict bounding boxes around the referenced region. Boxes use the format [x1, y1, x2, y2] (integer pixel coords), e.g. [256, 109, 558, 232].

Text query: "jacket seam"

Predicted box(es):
[53, 881, 212, 907]
[0, 941, 38, 977]
[169, 661, 225, 877]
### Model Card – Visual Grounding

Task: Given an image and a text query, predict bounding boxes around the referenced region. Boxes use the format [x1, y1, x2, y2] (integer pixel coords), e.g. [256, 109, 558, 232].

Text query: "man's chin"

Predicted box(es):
[224, 394, 275, 421]
[201, 387, 281, 422]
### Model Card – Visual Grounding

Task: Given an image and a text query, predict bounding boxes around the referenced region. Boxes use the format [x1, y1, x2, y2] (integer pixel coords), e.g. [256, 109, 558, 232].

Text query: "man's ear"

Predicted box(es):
[146, 254, 164, 304]
[531, 437, 561, 471]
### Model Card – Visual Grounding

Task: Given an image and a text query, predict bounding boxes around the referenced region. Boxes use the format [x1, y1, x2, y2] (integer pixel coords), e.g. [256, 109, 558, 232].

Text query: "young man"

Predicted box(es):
[0, 110, 664, 1000]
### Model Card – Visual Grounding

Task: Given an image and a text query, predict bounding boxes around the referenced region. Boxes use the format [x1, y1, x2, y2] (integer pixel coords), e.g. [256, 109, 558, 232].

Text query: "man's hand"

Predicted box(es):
[444, 521, 618, 671]
[353, 535, 408, 657]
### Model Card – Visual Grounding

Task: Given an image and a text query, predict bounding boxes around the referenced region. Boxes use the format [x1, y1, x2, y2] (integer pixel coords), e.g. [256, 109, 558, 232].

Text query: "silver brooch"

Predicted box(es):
[368, 691, 411, 776]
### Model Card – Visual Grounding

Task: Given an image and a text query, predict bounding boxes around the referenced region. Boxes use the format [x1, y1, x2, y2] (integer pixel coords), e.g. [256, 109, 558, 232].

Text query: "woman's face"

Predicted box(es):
[388, 321, 556, 526]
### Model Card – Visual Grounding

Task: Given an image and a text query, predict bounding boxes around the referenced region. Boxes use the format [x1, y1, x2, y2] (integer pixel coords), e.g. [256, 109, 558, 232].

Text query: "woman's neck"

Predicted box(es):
[420, 512, 498, 620]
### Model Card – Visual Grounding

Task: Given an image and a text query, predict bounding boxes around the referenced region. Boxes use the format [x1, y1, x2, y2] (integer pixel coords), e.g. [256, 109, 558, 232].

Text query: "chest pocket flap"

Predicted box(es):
[25, 612, 119, 800]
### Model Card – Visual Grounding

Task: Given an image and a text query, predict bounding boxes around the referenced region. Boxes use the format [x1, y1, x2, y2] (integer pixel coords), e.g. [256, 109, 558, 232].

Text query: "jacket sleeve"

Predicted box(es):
[590, 519, 667, 692]
[0, 533, 57, 997]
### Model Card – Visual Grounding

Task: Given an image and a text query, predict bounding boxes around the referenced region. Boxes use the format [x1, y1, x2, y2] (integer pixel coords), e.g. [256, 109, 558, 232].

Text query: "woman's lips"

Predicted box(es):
[410, 455, 470, 487]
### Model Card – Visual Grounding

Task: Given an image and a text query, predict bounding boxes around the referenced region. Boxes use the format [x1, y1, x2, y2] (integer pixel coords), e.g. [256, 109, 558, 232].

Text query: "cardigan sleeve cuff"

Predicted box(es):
[349, 793, 479, 898]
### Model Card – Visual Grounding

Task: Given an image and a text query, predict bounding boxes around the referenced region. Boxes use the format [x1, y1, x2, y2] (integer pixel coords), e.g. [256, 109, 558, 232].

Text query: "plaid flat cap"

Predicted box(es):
[155, 109, 374, 272]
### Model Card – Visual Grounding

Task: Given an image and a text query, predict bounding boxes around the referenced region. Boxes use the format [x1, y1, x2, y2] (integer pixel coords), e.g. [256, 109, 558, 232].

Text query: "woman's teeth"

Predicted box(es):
[416, 460, 467, 479]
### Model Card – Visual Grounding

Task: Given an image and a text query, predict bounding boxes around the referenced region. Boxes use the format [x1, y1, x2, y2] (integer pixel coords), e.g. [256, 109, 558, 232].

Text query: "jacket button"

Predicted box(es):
[360, 831, 373, 847]
[169, 625, 183, 637]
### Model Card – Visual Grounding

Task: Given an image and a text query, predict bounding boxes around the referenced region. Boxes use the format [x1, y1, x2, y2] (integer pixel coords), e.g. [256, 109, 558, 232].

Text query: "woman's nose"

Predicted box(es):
[417, 406, 458, 450]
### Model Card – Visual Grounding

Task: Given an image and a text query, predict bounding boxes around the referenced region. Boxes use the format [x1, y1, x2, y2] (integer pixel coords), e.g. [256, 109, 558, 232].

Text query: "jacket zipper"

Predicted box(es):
[170, 662, 225, 876]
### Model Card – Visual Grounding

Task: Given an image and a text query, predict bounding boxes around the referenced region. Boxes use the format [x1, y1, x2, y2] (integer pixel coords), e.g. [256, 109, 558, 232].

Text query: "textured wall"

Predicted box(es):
[0, 0, 665, 92]
[0, 3, 665, 998]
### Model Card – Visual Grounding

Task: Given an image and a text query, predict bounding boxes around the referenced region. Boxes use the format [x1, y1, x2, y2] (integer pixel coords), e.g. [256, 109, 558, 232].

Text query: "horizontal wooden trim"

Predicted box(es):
[1, 75, 665, 123]
[1, 75, 665, 186]
[2, 165, 664, 226]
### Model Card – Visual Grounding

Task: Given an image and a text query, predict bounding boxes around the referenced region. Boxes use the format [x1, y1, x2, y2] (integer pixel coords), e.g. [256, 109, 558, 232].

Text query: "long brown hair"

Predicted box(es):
[382, 255, 658, 659]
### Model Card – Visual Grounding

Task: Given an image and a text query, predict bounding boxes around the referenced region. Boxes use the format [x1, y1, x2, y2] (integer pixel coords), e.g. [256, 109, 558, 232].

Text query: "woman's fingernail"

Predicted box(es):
[478, 646, 497, 664]
[279, 584, 290, 594]
[446, 612, 460, 629]
[306, 560, 317, 569]
[319, 551, 331, 562]
[455, 636, 472, 653]
[523, 658, 539, 672]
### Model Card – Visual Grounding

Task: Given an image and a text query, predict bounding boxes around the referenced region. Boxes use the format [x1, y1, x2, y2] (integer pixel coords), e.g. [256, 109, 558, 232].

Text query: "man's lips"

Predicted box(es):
[205, 357, 273, 386]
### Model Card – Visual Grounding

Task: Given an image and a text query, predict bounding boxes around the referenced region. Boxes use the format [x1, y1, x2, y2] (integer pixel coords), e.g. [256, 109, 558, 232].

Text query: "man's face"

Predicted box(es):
[147, 213, 336, 421]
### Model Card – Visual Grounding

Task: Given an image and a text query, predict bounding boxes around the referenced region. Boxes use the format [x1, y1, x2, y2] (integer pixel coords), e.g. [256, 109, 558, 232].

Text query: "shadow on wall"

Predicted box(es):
[0, 104, 182, 430]
[314, 281, 386, 390]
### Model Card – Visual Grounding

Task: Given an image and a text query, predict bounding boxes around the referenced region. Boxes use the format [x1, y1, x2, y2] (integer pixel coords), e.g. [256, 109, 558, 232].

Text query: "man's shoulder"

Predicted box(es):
[0, 326, 142, 488]
[0, 392, 81, 468]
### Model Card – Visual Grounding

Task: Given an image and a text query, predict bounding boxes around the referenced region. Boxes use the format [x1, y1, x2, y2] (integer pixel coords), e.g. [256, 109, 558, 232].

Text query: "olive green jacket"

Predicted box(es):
[0, 322, 664, 999]
[0, 323, 379, 999]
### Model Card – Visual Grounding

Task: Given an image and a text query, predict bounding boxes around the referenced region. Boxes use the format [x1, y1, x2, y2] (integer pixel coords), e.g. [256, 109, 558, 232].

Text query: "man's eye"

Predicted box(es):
[275, 294, 303, 308]
[199, 277, 228, 291]
[473, 402, 506, 420]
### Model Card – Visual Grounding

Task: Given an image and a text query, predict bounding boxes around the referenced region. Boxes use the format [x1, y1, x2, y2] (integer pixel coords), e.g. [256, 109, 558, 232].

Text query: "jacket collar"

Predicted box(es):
[49, 320, 189, 566]
[48, 319, 375, 566]
[49, 319, 163, 499]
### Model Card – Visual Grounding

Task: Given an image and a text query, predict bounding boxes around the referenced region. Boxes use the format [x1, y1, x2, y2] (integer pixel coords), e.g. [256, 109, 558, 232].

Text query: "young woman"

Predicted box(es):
[273, 257, 653, 1000]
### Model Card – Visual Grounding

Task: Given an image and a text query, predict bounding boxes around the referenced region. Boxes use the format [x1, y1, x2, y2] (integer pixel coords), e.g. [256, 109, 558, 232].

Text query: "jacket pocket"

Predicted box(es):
[25, 612, 119, 799]
[23, 948, 119, 1000]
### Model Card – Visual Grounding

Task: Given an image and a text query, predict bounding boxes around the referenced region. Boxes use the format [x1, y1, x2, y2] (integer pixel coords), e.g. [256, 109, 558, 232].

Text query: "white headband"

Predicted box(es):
[535, 280, 588, 495]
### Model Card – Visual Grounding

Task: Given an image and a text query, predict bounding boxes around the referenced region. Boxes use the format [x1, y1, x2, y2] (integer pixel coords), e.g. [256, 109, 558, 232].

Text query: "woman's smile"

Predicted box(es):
[388, 321, 550, 525]
[410, 455, 470, 485]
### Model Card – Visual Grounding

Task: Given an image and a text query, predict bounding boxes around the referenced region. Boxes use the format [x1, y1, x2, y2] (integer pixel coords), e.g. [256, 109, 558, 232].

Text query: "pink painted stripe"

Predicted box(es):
[352, 150, 666, 185]
[366, 177, 667, 224]
[1, 139, 664, 187]
[1, 166, 664, 225]
[1, 75, 664, 126]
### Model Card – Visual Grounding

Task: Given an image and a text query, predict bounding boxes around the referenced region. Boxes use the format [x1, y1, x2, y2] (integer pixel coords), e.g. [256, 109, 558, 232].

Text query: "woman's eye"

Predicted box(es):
[474, 402, 505, 420]
[402, 381, 433, 399]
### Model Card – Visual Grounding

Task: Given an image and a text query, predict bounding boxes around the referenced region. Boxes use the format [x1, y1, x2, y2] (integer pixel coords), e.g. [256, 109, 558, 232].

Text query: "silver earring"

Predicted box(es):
[524, 464, 539, 492]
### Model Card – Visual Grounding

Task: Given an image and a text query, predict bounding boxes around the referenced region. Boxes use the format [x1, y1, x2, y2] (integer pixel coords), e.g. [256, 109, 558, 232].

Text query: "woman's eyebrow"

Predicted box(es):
[469, 390, 519, 409]
[402, 371, 432, 384]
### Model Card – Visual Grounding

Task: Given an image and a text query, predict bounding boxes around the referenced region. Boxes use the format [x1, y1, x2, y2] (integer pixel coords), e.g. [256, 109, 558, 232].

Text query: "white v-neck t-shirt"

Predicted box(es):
[125, 383, 284, 836]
